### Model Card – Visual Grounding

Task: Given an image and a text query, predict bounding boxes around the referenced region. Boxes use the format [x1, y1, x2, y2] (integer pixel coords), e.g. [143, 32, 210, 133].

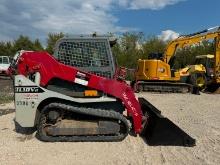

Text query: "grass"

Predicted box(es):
[0, 78, 14, 104]
[0, 93, 14, 104]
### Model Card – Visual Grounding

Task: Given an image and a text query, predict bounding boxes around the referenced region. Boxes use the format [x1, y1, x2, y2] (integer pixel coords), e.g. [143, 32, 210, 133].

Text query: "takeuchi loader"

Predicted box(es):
[8, 35, 195, 146]
[132, 26, 220, 93]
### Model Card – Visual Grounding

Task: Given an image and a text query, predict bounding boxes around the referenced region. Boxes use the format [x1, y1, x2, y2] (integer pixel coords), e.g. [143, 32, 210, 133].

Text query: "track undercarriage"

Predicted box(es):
[133, 81, 197, 94]
[37, 103, 129, 142]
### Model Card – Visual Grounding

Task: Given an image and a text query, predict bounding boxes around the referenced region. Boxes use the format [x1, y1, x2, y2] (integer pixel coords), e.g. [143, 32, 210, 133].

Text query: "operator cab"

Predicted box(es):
[45, 35, 118, 98]
[54, 35, 117, 78]
[195, 54, 215, 77]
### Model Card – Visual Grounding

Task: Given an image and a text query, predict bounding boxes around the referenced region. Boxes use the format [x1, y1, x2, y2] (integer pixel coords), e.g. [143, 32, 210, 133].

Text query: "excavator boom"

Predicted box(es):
[164, 26, 220, 64]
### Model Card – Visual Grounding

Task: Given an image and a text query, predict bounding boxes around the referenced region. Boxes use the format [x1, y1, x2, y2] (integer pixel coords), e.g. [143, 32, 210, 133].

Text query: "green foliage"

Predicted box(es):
[112, 32, 144, 69]
[46, 32, 64, 54]
[0, 94, 14, 104]
[141, 36, 167, 59]
[0, 35, 44, 57]
[0, 33, 65, 57]
[13, 35, 34, 51]
[0, 41, 13, 56]
[33, 39, 44, 51]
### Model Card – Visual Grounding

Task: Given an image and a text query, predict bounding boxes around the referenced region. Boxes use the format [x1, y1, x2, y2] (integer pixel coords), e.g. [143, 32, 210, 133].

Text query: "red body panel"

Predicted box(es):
[16, 51, 144, 134]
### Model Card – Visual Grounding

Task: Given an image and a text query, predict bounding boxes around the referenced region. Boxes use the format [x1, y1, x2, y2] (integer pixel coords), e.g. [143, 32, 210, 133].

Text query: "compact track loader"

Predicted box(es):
[8, 35, 195, 146]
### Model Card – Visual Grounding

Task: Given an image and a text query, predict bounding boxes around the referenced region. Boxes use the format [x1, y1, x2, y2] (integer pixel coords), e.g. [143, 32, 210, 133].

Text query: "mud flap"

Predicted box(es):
[138, 98, 196, 147]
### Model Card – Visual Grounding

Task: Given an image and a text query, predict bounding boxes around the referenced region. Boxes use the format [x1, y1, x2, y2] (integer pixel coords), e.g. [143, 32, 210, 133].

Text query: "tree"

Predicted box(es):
[0, 36, 44, 57]
[33, 39, 44, 51]
[141, 36, 167, 59]
[112, 32, 144, 69]
[0, 41, 14, 56]
[46, 32, 64, 54]
[13, 35, 35, 53]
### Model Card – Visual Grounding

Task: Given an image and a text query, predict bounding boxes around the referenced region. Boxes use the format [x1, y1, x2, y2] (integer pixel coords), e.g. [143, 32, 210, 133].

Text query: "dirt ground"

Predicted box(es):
[0, 76, 14, 104]
[0, 92, 219, 165]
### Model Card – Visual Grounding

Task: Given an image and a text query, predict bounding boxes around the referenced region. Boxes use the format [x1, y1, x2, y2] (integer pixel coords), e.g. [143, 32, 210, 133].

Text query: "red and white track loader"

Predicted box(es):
[8, 36, 195, 146]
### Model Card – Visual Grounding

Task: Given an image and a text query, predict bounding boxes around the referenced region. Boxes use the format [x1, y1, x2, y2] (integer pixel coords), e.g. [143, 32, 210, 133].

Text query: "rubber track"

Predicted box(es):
[37, 103, 130, 142]
[136, 82, 192, 93]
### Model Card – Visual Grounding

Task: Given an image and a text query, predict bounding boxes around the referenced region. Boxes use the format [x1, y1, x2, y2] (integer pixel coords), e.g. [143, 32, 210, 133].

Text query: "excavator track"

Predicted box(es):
[37, 103, 129, 142]
[134, 81, 194, 93]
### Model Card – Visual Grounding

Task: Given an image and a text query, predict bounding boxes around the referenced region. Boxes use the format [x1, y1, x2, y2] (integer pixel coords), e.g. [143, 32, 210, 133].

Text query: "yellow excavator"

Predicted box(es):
[132, 26, 220, 93]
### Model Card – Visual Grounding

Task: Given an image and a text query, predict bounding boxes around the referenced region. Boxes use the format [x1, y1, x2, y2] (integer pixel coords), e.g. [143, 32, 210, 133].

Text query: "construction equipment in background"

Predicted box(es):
[179, 54, 213, 89]
[132, 26, 220, 93]
[0, 56, 10, 75]
[8, 35, 195, 146]
[180, 53, 220, 92]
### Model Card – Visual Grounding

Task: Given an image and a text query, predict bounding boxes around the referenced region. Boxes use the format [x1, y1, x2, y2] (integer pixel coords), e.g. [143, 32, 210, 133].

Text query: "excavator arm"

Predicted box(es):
[214, 35, 220, 82]
[164, 26, 220, 67]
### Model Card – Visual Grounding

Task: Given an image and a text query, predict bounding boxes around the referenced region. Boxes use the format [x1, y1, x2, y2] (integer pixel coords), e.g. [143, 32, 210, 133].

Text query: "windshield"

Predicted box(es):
[195, 58, 214, 68]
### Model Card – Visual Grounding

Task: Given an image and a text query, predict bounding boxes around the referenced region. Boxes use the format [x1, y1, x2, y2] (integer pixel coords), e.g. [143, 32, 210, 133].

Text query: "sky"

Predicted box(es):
[0, 0, 219, 43]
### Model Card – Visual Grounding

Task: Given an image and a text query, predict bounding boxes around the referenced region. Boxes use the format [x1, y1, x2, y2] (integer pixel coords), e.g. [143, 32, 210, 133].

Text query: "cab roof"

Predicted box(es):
[196, 54, 214, 59]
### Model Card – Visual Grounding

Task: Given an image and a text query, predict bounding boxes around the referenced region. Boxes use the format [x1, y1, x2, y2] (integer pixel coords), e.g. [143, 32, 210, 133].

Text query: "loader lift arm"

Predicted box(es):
[14, 51, 144, 134]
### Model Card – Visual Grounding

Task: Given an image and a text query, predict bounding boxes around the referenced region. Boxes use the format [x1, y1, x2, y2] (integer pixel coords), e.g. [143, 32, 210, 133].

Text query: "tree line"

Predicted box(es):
[0, 32, 214, 69]
[112, 32, 214, 69]
[0, 32, 64, 57]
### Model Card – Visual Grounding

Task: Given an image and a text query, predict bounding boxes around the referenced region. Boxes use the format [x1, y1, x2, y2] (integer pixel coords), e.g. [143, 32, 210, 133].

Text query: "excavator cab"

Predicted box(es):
[195, 55, 215, 78]
[148, 53, 164, 60]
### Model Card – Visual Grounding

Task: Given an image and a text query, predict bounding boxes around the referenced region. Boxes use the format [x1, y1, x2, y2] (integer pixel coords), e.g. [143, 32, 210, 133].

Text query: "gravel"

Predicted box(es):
[0, 92, 219, 165]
